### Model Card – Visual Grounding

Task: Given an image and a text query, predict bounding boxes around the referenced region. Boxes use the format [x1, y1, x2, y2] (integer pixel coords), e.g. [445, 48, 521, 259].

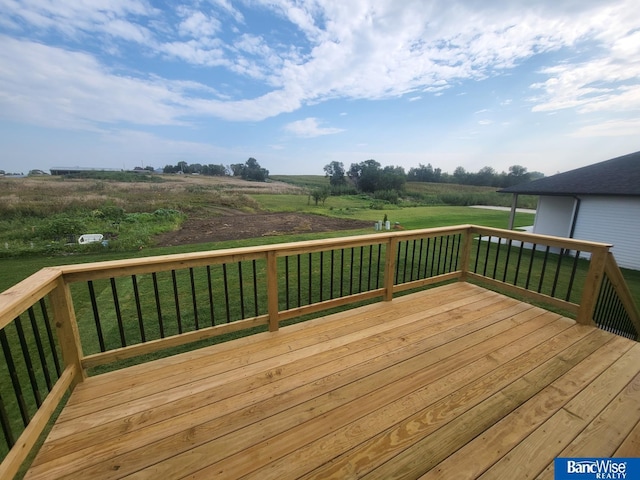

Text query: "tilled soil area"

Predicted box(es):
[155, 212, 372, 247]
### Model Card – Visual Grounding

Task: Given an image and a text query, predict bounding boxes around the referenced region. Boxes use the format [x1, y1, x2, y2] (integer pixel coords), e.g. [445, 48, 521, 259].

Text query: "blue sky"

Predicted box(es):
[1, 0, 639, 176]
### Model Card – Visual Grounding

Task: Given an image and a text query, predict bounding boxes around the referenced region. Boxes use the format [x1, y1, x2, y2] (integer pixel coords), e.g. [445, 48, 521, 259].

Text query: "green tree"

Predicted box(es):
[323, 161, 346, 187]
[231, 158, 269, 182]
[311, 186, 331, 206]
[348, 159, 382, 193]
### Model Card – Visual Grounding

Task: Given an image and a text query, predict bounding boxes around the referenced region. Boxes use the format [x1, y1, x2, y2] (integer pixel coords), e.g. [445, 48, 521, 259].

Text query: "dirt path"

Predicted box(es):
[155, 212, 372, 247]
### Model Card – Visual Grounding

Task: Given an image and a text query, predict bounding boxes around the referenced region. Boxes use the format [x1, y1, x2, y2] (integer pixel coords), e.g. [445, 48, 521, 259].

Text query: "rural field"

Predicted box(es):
[0, 172, 637, 307]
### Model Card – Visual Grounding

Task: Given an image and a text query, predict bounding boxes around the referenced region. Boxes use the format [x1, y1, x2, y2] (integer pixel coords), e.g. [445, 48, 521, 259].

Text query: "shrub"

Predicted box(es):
[373, 190, 400, 204]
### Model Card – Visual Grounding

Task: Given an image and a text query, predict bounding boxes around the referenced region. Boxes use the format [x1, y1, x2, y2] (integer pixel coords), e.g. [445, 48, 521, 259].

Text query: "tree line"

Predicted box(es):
[162, 158, 268, 181]
[323, 160, 543, 195]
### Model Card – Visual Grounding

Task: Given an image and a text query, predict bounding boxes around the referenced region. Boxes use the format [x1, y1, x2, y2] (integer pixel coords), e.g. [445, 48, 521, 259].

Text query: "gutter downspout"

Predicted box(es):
[568, 196, 581, 239]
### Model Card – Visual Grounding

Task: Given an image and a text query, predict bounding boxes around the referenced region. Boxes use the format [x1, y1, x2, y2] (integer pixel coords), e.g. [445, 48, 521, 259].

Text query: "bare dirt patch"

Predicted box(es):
[155, 212, 372, 246]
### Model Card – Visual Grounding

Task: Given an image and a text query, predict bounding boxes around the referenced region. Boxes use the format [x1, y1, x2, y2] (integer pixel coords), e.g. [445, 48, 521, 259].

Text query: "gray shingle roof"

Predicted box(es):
[499, 151, 640, 196]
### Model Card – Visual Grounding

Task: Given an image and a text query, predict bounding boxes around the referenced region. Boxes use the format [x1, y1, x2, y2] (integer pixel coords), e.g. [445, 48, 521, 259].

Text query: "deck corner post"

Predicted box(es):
[266, 251, 280, 331]
[383, 236, 398, 301]
[576, 246, 609, 326]
[49, 276, 86, 387]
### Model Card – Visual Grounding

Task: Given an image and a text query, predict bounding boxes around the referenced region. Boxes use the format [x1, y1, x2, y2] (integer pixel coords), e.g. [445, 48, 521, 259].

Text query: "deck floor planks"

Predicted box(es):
[131, 309, 564, 479]
[417, 333, 635, 480]
[478, 343, 640, 480]
[24, 283, 640, 480]
[32, 291, 528, 479]
[30, 287, 512, 470]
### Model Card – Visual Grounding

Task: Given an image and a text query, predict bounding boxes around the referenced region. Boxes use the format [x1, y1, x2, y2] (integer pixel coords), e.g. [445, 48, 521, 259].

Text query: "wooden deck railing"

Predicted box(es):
[0, 225, 638, 478]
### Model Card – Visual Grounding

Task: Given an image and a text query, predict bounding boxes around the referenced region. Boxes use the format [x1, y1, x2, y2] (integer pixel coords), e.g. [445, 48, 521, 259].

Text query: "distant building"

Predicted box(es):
[50, 167, 122, 175]
[500, 151, 640, 270]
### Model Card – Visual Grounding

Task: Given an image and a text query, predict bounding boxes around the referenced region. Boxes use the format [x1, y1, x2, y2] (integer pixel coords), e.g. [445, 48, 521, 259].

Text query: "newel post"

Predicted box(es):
[48, 276, 86, 387]
[383, 236, 398, 301]
[576, 246, 609, 326]
[266, 251, 280, 332]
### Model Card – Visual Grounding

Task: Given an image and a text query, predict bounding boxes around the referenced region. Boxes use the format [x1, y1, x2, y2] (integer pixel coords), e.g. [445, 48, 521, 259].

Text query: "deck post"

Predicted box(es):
[49, 276, 86, 387]
[459, 226, 474, 281]
[576, 246, 609, 325]
[383, 236, 398, 301]
[266, 251, 280, 331]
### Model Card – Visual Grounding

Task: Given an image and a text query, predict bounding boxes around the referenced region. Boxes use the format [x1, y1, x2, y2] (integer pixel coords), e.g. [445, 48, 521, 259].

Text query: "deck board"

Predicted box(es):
[25, 283, 640, 479]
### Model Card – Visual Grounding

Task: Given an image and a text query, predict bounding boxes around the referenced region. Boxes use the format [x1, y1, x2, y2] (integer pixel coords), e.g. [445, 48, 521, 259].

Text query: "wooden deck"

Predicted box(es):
[25, 283, 640, 479]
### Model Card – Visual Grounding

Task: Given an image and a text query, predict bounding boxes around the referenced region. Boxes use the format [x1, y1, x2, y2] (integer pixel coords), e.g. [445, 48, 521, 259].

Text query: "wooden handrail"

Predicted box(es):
[0, 267, 61, 330]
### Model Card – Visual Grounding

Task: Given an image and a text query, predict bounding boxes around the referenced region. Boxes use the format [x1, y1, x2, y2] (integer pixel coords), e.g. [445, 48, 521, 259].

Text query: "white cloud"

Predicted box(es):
[284, 117, 344, 138]
[569, 118, 640, 137]
[1, 0, 639, 128]
[178, 10, 221, 38]
[0, 36, 205, 128]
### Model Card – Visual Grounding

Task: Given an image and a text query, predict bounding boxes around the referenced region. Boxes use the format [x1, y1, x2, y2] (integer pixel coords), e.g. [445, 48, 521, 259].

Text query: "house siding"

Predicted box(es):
[573, 196, 640, 270]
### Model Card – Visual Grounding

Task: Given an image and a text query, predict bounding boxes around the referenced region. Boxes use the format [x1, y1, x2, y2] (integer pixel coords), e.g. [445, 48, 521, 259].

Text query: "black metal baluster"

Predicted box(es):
[416, 239, 424, 280]
[330, 250, 335, 299]
[367, 245, 373, 291]
[565, 251, 581, 302]
[189, 268, 199, 330]
[308, 253, 313, 305]
[285, 256, 290, 310]
[441, 235, 449, 274]
[514, 242, 525, 287]
[253, 260, 259, 317]
[320, 251, 324, 302]
[223, 264, 231, 323]
[28, 307, 52, 391]
[395, 241, 403, 285]
[492, 237, 501, 279]
[110, 278, 126, 347]
[131, 275, 146, 342]
[349, 248, 354, 295]
[376, 244, 381, 289]
[430, 238, 438, 277]
[358, 246, 364, 293]
[0, 392, 14, 448]
[447, 235, 455, 272]
[238, 262, 245, 319]
[0, 329, 29, 427]
[502, 240, 513, 283]
[537, 246, 551, 293]
[424, 238, 431, 278]
[171, 270, 182, 334]
[40, 299, 60, 376]
[402, 240, 410, 283]
[297, 255, 302, 307]
[207, 266, 215, 326]
[340, 249, 345, 297]
[15, 316, 42, 407]
[473, 234, 482, 273]
[87, 281, 106, 352]
[453, 234, 461, 271]
[482, 237, 492, 277]
[550, 251, 565, 298]
[411, 240, 418, 280]
[525, 244, 537, 290]
[152, 272, 165, 338]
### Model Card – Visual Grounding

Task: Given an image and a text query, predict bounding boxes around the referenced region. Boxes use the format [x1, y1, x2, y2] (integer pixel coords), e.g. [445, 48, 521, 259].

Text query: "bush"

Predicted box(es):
[40, 216, 87, 239]
[373, 190, 400, 204]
